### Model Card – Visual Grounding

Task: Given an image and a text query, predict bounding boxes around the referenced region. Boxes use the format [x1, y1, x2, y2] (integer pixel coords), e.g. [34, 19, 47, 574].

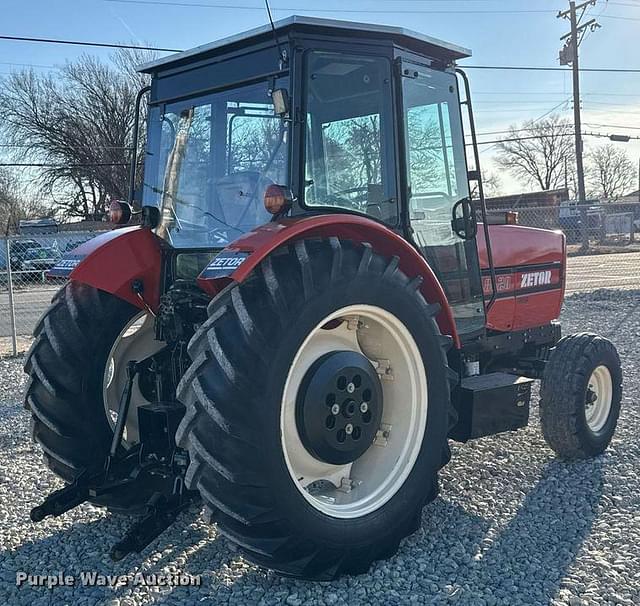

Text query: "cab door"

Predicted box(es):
[399, 61, 485, 337]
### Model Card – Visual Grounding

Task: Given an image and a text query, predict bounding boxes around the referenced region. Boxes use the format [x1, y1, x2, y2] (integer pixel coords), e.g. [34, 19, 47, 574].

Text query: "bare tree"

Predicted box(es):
[470, 169, 502, 198]
[586, 143, 636, 200]
[0, 48, 153, 220]
[0, 169, 51, 232]
[495, 115, 575, 191]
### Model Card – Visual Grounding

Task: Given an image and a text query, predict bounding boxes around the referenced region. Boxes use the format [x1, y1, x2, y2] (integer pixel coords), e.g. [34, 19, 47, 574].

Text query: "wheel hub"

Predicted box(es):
[296, 351, 383, 465]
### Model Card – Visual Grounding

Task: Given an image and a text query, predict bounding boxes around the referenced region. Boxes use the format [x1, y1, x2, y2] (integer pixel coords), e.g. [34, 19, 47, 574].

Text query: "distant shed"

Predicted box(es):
[18, 218, 58, 235]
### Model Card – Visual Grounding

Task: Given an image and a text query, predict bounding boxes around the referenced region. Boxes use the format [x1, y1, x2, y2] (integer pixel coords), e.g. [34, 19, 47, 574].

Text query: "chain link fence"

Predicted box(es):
[2, 200, 640, 356]
[487, 201, 640, 248]
[0, 230, 106, 356]
[483, 198, 640, 294]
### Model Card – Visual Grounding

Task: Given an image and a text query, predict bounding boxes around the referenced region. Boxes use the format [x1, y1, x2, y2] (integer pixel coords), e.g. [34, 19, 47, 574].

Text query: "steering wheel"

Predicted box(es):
[451, 198, 478, 240]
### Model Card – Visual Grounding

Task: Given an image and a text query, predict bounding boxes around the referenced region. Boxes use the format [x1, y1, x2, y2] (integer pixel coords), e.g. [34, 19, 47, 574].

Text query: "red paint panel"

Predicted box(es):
[477, 224, 565, 269]
[198, 214, 461, 347]
[479, 223, 566, 331]
[485, 298, 516, 331]
[513, 290, 563, 330]
[70, 227, 163, 312]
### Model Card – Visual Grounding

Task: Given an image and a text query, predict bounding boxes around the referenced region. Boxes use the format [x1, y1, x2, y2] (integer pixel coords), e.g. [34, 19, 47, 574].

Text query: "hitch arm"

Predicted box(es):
[30, 476, 91, 522]
[110, 482, 196, 561]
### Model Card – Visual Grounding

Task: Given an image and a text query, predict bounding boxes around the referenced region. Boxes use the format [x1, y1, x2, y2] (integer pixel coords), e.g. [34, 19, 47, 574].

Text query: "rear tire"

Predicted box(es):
[540, 333, 622, 459]
[176, 238, 454, 579]
[24, 282, 157, 512]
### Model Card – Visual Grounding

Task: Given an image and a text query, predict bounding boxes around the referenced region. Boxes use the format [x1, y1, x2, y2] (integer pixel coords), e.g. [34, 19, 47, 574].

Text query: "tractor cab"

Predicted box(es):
[138, 16, 485, 337]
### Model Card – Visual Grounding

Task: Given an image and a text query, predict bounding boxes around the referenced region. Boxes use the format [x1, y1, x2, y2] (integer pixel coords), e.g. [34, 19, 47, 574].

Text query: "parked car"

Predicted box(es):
[558, 200, 602, 243]
[18, 247, 60, 272]
[9, 239, 43, 270]
[63, 236, 93, 253]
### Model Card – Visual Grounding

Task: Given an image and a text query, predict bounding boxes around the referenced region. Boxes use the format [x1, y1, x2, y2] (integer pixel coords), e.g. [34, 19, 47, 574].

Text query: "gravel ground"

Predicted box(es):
[0, 289, 638, 606]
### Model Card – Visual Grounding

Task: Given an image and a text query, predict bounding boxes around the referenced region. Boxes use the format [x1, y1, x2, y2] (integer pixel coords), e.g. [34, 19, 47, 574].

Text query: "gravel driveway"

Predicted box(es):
[0, 290, 638, 606]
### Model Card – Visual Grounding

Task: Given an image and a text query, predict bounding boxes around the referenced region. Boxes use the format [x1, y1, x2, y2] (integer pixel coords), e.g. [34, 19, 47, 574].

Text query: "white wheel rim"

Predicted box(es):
[280, 305, 428, 519]
[103, 312, 165, 445]
[585, 365, 613, 433]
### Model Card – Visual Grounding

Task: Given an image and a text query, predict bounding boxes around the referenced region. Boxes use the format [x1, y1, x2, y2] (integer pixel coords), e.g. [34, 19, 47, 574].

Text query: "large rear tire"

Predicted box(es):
[176, 238, 454, 579]
[24, 282, 158, 512]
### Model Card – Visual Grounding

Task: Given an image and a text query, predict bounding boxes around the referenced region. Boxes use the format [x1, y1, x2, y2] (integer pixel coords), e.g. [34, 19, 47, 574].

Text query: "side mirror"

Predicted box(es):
[271, 88, 290, 116]
[109, 200, 132, 225]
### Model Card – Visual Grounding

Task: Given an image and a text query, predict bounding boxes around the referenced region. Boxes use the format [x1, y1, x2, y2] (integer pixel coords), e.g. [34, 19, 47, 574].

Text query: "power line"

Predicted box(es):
[0, 162, 128, 167]
[584, 122, 640, 130]
[585, 131, 640, 140]
[1, 40, 638, 76]
[465, 65, 640, 73]
[474, 133, 572, 147]
[474, 131, 640, 147]
[474, 107, 572, 113]
[106, 0, 640, 16]
[0, 143, 132, 150]
[0, 35, 180, 53]
[478, 97, 572, 154]
[473, 91, 640, 97]
[104, 0, 559, 14]
[600, 13, 640, 20]
[0, 61, 56, 69]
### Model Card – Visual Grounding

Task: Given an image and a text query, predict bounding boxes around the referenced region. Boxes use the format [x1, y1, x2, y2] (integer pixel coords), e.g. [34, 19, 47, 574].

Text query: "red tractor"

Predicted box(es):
[27, 17, 622, 580]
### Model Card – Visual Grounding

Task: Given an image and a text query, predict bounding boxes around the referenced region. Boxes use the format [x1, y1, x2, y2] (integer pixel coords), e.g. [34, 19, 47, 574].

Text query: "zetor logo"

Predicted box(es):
[209, 255, 246, 269]
[520, 270, 552, 289]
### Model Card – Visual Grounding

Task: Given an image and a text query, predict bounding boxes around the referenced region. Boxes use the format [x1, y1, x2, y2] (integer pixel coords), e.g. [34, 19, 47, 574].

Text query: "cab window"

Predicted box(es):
[303, 51, 397, 224]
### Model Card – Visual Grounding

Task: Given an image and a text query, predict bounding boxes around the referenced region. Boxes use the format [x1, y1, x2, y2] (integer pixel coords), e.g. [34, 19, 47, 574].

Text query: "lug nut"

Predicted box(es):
[331, 404, 340, 415]
[345, 423, 354, 435]
[360, 402, 368, 413]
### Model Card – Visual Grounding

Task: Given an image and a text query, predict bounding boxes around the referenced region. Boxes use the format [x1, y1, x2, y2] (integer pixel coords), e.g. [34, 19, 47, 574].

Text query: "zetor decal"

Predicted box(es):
[519, 270, 552, 289]
[47, 255, 84, 279]
[200, 251, 250, 279]
[483, 266, 561, 297]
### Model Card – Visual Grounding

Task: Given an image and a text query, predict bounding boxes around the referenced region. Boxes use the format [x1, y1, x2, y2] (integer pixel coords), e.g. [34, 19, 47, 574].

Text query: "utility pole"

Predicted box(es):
[558, 0, 601, 250]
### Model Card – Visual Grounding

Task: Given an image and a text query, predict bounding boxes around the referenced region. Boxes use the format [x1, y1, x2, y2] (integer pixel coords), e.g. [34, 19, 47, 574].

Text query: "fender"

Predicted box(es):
[49, 226, 163, 312]
[197, 214, 461, 347]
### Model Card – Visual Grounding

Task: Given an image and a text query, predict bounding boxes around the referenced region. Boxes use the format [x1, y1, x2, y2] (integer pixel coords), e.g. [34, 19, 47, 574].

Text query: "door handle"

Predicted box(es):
[452, 198, 478, 240]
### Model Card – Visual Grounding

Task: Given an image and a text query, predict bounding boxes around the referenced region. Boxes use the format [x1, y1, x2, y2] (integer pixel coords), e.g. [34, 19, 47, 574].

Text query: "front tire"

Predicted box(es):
[540, 333, 622, 459]
[176, 238, 454, 579]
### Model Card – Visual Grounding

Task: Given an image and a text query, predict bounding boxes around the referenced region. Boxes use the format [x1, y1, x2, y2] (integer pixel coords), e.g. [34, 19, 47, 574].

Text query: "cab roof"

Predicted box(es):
[138, 15, 471, 73]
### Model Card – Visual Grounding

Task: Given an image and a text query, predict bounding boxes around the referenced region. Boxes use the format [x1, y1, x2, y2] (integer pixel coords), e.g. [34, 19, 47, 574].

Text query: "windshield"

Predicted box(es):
[143, 79, 289, 248]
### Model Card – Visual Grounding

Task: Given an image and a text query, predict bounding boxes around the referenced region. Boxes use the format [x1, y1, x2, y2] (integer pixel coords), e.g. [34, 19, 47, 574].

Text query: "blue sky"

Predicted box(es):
[1, 0, 639, 193]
